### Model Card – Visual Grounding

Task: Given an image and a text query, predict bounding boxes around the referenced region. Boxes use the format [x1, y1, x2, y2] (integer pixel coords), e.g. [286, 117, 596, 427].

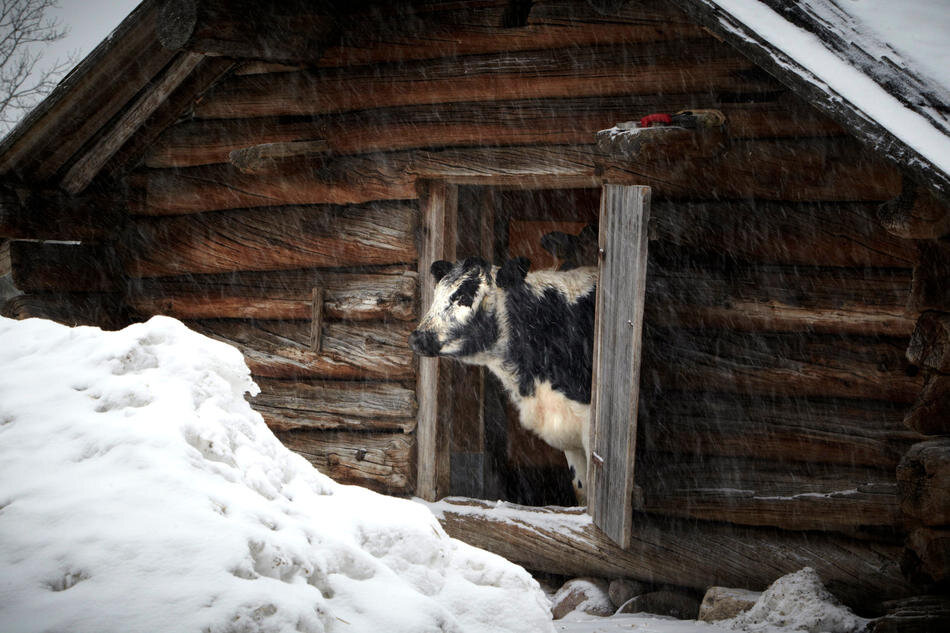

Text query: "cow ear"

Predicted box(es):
[430, 260, 453, 282]
[496, 257, 530, 288]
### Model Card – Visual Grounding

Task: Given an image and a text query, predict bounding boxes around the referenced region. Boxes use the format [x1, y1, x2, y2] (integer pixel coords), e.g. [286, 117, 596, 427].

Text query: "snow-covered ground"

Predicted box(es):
[0, 316, 872, 633]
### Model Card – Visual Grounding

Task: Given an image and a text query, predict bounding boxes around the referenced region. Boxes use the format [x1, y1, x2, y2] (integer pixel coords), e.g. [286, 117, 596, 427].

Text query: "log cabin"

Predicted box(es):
[1, 0, 949, 623]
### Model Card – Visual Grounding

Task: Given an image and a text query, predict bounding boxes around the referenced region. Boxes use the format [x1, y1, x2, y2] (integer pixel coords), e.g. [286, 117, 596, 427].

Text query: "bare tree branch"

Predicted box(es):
[0, 0, 76, 135]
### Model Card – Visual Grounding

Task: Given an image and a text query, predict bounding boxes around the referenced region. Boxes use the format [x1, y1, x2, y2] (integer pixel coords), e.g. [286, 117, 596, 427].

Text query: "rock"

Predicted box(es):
[616, 589, 701, 619]
[608, 578, 650, 609]
[699, 586, 761, 622]
[551, 577, 614, 619]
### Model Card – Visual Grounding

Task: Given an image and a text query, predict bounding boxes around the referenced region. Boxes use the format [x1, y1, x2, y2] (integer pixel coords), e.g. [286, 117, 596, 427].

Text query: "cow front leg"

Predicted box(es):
[564, 448, 587, 507]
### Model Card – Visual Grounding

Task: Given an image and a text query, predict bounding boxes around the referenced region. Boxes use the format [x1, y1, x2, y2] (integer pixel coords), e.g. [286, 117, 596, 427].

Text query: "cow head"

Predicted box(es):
[409, 257, 500, 358]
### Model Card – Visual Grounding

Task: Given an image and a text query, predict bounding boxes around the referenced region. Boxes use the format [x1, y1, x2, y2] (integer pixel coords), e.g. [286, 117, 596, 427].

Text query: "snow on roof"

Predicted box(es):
[683, 0, 950, 193]
[0, 315, 554, 633]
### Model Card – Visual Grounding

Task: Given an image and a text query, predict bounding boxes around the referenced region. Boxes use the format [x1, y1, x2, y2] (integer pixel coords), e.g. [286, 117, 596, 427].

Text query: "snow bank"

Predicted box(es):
[0, 316, 553, 633]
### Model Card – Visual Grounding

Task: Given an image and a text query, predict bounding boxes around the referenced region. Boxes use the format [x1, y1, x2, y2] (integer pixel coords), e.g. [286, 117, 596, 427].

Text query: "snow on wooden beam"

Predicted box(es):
[427, 497, 914, 609]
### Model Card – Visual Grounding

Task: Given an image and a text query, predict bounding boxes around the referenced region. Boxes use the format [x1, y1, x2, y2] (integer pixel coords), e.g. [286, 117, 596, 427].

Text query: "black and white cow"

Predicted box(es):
[408, 256, 596, 502]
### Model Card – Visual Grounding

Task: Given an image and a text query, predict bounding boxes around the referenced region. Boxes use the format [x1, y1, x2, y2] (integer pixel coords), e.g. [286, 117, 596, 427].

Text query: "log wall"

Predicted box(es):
[4, 0, 949, 602]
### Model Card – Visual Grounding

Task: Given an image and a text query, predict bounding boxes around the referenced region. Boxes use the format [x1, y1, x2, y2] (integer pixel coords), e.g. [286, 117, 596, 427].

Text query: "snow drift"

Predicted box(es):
[0, 316, 553, 633]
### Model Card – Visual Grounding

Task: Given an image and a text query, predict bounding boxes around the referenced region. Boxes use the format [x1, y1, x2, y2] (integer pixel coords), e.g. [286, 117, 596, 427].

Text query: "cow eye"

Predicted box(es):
[450, 278, 479, 307]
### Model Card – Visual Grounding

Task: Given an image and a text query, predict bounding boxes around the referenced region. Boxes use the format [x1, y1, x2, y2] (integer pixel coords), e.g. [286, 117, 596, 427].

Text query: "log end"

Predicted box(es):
[158, 0, 198, 51]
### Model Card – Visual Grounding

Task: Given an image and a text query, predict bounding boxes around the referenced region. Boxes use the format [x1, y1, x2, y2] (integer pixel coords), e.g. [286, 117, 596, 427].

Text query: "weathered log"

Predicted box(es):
[189, 319, 414, 380]
[897, 439, 950, 526]
[906, 311, 950, 373]
[229, 140, 330, 174]
[251, 378, 416, 433]
[647, 262, 914, 336]
[274, 429, 414, 494]
[194, 40, 772, 119]
[641, 456, 901, 531]
[641, 394, 923, 469]
[0, 292, 130, 330]
[908, 238, 950, 312]
[0, 185, 125, 241]
[127, 161, 416, 215]
[0, 239, 9, 277]
[127, 268, 417, 321]
[60, 52, 205, 194]
[157, 0, 339, 63]
[120, 203, 417, 277]
[0, 1, 174, 181]
[428, 498, 914, 609]
[320, 0, 706, 67]
[146, 95, 843, 169]
[903, 374, 950, 435]
[872, 595, 950, 633]
[10, 242, 125, 293]
[905, 529, 950, 583]
[877, 177, 950, 239]
[131, 139, 899, 215]
[643, 329, 923, 404]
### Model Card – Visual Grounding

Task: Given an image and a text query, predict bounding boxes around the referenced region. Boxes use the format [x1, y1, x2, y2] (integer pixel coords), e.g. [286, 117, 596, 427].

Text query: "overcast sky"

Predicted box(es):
[44, 0, 142, 70]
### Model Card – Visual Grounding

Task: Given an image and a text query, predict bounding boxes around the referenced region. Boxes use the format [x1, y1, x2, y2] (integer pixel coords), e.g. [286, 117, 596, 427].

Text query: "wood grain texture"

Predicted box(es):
[906, 311, 950, 373]
[430, 497, 913, 609]
[640, 394, 923, 469]
[120, 203, 418, 277]
[126, 267, 417, 321]
[189, 319, 414, 380]
[902, 374, 950, 435]
[897, 439, 950, 526]
[194, 40, 770, 119]
[10, 242, 125, 293]
[642, 329, 923, 404]
[145, 95, 842, 169]
[252, 378, 416, 433]
[1, 292, 130, 330]
[909, 239, 950, 312]
[589, 185, 650, 549]
[275, 429, 414, 494]
[641, 457, 901, 531]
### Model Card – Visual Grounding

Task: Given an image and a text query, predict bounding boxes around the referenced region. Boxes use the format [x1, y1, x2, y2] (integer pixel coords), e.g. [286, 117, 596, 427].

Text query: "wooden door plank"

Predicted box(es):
[588, 184, 651, 549]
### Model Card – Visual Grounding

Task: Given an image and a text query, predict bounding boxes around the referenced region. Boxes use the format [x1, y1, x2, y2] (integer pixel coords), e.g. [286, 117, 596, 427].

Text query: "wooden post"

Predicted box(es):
[588, 184, 650, 549]
[309, 287, 324, 352]
[415, 181, 457, 501]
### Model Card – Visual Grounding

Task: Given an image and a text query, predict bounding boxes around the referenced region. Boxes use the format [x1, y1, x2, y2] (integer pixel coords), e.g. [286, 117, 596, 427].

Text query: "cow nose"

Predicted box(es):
[408, 330, 440, 356]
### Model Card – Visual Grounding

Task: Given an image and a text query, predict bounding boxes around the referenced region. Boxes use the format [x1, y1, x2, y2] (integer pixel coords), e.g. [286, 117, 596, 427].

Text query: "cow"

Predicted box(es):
[408, 256, 596, 504]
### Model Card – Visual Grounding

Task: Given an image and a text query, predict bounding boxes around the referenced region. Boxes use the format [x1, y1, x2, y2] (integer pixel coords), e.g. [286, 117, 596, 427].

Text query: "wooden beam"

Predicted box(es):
[229, 140, 330, 174]
[194, 40, 773, 119]
[0, 0, 175, 181]
[125, 267, 417, 321]
[10, 242, 125, 293]
[119, 203, 418, 277]
[157, 0, 340, 64]
[903, 374, 950, 435]
[0, 186, 125, 242]
[428, 498, 914, 609]
[251, 378, 416, 433]
[588, 185, 650, 548]
[641, 394, 923, 470]
[641, 457, 900, 532]
[145, 95, 843, 169]
[60, 52, 205, 194]
[643, 329, 924, 404]
[906, 311, 950, 373]
[897, 439, 950, 527]
[189, 319, 414, 381]
[309, 288, 325, 352]
[275, 429, 414, 494]
[416, 181, 457, 502]
[596, 124, 727, 161]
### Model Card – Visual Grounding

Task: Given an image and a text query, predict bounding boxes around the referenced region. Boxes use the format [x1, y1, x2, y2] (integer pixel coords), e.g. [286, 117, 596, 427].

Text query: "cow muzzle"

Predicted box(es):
[408, 330, 442, 356]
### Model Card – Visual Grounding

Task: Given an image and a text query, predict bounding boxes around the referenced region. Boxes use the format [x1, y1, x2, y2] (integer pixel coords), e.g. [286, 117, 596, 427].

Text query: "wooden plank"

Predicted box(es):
[641, 394, 923, 469]
[60, 52, 205, 194]
[145, 95, 843, 169]
[309, 288, 325, 352]
[125, 267, 417, 321]
[229, 140, 330, 174]
[189, 319, 414, 380]
[429, 497, 914, 610]
[119, 203, 418, 277]
[641, 457, 901, 531]
[193, 40, 772, 119]
[275, 429, 414, 494]
[588, 184, 650, 549]
[251, 378, 416, 433]
[416, 181, 457, 501]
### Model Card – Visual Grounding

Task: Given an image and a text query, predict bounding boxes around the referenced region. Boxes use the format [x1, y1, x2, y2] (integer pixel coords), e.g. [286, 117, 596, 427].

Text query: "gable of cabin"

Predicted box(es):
[1, 0, 949, 616]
